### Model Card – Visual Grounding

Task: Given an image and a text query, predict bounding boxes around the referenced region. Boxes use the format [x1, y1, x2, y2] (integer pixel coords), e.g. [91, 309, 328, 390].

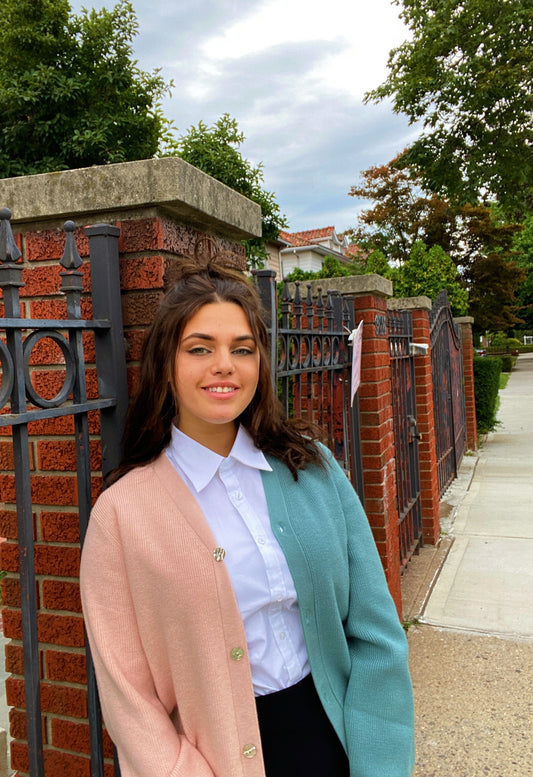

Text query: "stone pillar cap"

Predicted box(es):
[0, 157, 262, 241]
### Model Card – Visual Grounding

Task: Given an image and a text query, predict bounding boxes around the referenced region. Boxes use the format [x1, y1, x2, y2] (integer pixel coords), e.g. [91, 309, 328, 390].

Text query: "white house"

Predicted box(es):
[266, 226, 359, 278]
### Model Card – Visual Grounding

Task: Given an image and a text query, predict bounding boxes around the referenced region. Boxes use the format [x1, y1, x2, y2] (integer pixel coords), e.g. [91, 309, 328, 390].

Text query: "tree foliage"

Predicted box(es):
[0, 0, 174, 178]
[395, 242, 469, 314]
[176, 114, 287, 268]
[367, 0, 533, 218]
[465, 247, 526, 332]
[285, 255, 361, 283]
[348, 158, 525, 328]
[0, 3, 286, 270]
[348, 155, 459, 265]
[509, 216, 533, 330]
[361, 243, 468, 316]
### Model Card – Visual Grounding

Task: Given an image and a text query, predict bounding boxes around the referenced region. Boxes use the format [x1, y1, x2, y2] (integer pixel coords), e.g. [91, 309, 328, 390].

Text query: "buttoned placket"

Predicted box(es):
[218, 458, 304, 684]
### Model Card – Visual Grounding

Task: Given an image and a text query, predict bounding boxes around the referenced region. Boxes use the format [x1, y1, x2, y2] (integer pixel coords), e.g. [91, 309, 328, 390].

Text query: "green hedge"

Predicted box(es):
[499, 354, 514, 373]
[474, 356, 502, 434]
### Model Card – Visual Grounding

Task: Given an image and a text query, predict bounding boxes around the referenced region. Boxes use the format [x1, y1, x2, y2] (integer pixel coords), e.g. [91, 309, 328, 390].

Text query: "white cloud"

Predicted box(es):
[68, 0, 414, 232]
[201, 0, 406, 98]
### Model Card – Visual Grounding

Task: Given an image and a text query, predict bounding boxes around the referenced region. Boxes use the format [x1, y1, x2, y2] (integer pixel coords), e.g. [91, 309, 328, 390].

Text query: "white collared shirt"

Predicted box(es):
[165, 425, 310, 695]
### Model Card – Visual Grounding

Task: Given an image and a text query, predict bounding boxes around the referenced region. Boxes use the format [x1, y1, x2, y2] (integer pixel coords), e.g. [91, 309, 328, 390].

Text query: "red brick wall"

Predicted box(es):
[0, 214, 246, 777]
[410, 309, 441, 544]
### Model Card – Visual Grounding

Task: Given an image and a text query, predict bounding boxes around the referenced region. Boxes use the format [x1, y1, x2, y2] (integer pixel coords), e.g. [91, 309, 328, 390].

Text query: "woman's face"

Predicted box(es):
[174, 302, 260, 453]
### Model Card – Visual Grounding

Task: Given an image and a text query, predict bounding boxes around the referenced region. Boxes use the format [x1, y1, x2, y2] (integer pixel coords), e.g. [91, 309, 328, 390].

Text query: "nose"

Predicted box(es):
[211, 347, 234, 374]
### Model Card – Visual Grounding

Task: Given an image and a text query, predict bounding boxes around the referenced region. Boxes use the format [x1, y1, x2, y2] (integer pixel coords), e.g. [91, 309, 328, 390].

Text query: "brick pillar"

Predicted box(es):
[455, 317, 477, 451]
[410, 307, 440, 544]
[352, 291, 402, 614]
[0, 159, 260, 777]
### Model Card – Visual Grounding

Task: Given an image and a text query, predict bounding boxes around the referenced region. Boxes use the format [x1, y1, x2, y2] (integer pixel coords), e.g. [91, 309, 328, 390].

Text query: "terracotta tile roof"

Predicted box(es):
[280, 227, 336, 247]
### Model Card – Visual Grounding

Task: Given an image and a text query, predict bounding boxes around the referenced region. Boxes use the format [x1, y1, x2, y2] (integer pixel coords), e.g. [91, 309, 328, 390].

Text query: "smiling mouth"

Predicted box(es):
[204, 386, 238, 393]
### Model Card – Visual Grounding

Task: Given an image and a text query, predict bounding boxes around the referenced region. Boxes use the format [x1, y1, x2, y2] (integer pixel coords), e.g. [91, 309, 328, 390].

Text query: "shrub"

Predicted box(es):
[499, 354, 514, 373]
[488, 333, 522, 351]
[474, 356, 502, 434]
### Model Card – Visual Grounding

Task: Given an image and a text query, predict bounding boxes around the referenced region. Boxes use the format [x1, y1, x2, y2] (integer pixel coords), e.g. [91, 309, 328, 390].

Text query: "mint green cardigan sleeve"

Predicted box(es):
[262, 447, 415, 777]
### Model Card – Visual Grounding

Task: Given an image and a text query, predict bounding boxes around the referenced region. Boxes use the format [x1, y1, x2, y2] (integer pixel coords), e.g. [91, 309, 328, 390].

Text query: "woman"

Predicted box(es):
[80, 261, 415, 777]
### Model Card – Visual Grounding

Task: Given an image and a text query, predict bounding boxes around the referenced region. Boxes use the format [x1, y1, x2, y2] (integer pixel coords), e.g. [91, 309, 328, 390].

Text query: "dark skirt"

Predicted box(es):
[255, 674, 350, 777]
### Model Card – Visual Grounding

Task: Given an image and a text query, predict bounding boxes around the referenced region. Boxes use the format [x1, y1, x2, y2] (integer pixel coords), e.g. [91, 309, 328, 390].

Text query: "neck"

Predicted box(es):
[178, 421, 238, 457]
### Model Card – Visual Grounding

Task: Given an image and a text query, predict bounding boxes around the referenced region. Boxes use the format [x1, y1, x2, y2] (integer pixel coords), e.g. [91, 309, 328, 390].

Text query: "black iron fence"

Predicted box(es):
[0, 210, 126, 777]
[430, 290, 466, 495]
[254, 270, 364, 500]
[387, 309, 422, 570]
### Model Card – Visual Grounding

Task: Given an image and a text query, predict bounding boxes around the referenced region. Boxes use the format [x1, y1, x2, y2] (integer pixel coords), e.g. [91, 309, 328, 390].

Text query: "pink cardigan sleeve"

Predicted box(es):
[80, 501, 216, 777]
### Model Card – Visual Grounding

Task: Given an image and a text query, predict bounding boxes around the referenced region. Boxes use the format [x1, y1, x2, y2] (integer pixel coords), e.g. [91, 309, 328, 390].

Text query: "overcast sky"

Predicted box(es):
[71, 0, 417, 234]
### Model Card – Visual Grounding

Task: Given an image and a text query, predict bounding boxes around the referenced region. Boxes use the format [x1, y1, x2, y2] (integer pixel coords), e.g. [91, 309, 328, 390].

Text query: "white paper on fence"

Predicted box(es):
[348, 320, 363, 406]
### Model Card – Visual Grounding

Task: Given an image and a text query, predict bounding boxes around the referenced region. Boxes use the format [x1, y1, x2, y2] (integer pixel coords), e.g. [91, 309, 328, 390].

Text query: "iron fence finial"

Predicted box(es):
[60, 220, 83, 270]
[281, 277, 292, 303]
[0, 207, 22, 264]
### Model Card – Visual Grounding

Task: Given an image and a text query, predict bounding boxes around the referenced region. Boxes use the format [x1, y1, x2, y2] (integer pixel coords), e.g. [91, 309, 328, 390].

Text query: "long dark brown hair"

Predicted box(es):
[108, 261, 325, 484]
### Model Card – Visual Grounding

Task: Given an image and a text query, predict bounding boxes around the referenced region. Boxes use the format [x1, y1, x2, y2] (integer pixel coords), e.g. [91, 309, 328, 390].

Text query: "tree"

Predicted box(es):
[367, 0, 533, 218]
[0, 0, 174, 178]
[348, 158, 522, 267]
[0, 3, 285, 269]
[348, 155, 459, 265]
[176, 114, 287, 268]
[512, 215, 533, 331]
[396, 242, 469, 314]
[348, 158, 524, 329]
[466, 252, 525, 332]
[361, 243, 468, 315]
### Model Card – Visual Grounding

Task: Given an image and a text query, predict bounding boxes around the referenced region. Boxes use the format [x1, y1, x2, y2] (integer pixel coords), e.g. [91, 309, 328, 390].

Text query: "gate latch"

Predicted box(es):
[408, 415, 422, 442]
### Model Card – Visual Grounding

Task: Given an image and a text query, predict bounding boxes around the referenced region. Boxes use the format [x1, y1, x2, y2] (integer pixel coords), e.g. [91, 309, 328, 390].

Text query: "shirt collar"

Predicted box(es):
[166, 425, 271, 493]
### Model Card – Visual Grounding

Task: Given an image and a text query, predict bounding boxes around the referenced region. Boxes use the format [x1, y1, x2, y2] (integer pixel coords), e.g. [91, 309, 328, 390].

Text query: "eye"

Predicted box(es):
[188, 346, 211, 355]
[233, 347, 255, 355]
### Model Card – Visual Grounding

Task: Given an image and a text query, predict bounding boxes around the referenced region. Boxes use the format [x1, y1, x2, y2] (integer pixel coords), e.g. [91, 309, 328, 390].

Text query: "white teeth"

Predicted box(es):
[206, 386, 235, 393]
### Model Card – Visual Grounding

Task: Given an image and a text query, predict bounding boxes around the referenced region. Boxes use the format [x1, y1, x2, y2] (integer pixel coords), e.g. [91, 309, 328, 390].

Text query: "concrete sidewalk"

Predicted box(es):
[402, 353, 533, 777]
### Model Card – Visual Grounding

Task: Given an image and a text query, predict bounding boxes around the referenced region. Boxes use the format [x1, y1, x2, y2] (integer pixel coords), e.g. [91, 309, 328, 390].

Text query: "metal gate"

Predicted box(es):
[430, 290, 466, 495]
[0, 209, 127, 777]
[388, 309, 422, 570]
[254, 271, 364, 500]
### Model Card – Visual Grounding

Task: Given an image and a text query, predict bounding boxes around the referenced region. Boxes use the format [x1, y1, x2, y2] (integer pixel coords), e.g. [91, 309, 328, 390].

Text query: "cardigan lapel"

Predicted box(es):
[150, 451, 220, 552]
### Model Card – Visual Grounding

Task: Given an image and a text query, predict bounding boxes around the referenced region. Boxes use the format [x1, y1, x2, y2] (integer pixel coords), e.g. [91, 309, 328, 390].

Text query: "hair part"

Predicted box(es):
[108, 262, 325, 484]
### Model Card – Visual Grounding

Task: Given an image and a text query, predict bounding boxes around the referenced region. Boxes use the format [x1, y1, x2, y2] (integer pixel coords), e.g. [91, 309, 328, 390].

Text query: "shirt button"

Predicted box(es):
[257, 536, 266, 545]
[279, 632, 286, 640]
[213, 547, 226, 562]
[230, 647, 245, 661]
[242, 744, 257, 759]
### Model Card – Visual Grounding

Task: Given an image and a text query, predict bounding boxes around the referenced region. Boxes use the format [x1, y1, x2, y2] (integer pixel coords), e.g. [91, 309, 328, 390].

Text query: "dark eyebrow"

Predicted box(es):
[181, 333, 256, 343]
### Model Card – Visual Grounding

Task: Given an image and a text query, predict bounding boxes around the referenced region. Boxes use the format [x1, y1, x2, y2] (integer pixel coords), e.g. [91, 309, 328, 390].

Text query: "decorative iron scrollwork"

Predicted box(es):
[22, 330, 76, 409]
[0, 340, 14, 408]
